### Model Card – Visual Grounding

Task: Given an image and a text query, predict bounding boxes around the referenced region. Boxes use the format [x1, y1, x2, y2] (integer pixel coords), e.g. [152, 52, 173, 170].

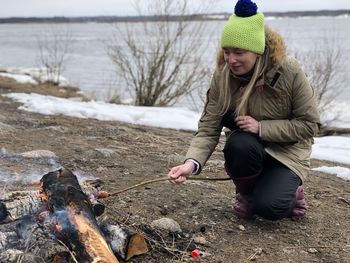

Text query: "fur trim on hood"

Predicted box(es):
[216, 25, 286, 69]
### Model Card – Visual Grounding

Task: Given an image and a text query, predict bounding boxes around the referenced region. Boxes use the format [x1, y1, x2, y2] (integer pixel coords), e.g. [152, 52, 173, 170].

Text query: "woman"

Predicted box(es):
[168, 0, 321, 220]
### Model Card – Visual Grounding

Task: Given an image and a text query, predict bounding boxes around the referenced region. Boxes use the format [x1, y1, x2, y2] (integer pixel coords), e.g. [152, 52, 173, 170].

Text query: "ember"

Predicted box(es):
[0, 168, 148, 263]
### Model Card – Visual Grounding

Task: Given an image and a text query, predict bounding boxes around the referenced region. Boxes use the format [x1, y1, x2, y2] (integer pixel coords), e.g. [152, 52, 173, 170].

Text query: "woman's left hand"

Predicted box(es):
[235, 115, 259, 134]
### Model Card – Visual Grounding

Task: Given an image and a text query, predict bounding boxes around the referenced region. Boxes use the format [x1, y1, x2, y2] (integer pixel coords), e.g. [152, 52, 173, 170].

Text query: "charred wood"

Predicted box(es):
[0, 216, 71, 263]
[0, 218, 148, 262]
[41, 168, 119, 263]
[0, 168, 148, 262]
[0, 179, 106, 224]
[0, 191, 45, 223]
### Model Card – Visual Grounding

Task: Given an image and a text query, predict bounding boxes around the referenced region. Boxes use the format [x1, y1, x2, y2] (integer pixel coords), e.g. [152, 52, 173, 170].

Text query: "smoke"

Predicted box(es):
[0, 148, 62, 185]
[45, 209, 72, 233]
[0, 148, 99, 187]
[71, 169, 97, 182]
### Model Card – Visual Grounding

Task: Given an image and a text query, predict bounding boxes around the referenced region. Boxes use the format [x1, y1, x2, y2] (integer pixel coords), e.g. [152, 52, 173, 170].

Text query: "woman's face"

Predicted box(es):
[223, 48, 258, 76]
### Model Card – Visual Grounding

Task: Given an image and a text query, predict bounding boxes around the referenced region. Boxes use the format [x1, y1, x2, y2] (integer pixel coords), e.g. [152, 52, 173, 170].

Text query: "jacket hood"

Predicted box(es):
[216, 25, 286, 69]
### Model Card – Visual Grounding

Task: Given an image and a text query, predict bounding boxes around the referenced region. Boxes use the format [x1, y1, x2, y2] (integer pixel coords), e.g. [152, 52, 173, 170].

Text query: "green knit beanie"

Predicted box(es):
[221, 0, 265, 55]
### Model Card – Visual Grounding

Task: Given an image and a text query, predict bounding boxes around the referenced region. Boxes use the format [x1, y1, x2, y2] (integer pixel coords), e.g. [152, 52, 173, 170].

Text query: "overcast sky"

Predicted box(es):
[1, 0, 350, 18]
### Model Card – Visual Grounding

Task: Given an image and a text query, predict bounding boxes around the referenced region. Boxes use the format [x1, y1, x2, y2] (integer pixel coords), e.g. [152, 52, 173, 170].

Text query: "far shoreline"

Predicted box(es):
[0, 9, 349, 24]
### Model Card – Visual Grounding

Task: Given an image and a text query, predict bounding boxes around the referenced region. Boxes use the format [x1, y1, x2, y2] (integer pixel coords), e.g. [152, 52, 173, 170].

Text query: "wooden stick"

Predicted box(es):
[104, 176, 231, 198]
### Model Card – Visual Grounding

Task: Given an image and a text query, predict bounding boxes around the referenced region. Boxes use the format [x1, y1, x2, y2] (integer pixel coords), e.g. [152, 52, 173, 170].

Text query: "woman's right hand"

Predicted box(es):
[168, 161, 195, 184]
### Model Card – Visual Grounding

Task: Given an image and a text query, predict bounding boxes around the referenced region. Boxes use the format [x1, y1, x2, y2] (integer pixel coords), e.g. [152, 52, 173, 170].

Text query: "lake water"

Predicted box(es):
[0, 17, 349, 108]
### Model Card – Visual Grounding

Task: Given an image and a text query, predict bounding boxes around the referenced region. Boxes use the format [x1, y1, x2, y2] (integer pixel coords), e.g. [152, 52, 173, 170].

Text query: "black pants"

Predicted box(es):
[224, 131, 301, 220]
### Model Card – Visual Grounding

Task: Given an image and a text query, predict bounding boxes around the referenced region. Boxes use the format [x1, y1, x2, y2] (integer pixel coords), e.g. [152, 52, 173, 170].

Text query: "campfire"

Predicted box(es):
[0, 168, 148, 263]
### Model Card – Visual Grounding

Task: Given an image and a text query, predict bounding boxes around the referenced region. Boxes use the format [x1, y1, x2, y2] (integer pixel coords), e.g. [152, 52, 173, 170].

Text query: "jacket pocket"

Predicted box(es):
[262, 88, 291, 119]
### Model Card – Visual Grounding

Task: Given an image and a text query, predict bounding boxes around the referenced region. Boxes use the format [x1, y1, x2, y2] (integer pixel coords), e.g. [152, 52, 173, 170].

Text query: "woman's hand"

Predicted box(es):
[235, 115, 259, 134]
[168, 161, 195, 184]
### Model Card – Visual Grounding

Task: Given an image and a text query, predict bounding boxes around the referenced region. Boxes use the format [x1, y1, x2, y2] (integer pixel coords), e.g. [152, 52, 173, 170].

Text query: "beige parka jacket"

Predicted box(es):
[185, 27, 321, 182]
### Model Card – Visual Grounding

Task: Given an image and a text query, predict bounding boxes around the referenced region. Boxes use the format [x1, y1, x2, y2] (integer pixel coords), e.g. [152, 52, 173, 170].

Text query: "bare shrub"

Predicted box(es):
[36, 26, 74, 86]
[294, 39, 347, 125]
[107, 0, 214, 106]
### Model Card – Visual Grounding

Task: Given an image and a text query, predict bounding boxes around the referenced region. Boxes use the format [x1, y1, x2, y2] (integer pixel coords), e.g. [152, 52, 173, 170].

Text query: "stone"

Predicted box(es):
[193, 236, 207, 245]
[308, 248, 318, 254]
[91, 148, 116, 158]
[150, 218, 182, 233]
[238, 225, 245, 231]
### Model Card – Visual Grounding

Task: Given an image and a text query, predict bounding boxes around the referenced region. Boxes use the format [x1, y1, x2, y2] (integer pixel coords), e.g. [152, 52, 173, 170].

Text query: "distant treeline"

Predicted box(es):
[0, 10, 349, 24]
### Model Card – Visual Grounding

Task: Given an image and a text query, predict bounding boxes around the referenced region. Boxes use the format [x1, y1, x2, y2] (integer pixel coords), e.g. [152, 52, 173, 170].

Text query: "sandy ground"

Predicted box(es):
[1, 77, 350, 262]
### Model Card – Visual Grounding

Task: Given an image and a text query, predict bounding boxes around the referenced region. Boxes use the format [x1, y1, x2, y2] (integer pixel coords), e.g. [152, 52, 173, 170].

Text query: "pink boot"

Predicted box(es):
[234, 192, 253, 219]
[231, 174, 258, 219]
[290, 186, 308, 218]
[224, 163, 259, 219]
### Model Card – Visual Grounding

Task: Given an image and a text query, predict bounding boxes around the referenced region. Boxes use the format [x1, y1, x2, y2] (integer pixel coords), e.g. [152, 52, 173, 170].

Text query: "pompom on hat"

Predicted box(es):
[221, 0, 265, 54]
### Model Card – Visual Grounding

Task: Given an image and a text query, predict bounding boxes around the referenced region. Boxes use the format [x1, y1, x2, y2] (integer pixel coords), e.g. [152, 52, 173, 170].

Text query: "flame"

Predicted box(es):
[36, 211, 64, 235]
[36, 192, 49, 201]
[67, 206, 119, 263]
[37, 210, 50, 221]
[54, 222, 63, 232]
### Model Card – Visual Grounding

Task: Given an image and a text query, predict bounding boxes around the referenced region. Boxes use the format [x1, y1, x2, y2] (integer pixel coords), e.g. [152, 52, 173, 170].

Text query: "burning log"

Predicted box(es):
[0, 168, 148, 262]
[0, 218, 148, 263]
[0, 179, 106, 223]
[40, 168, 120, 263]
